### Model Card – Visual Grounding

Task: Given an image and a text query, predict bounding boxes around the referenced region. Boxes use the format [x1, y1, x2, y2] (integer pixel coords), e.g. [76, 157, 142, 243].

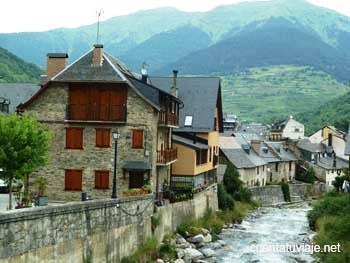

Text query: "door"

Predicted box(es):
[129, 171, 144, 189]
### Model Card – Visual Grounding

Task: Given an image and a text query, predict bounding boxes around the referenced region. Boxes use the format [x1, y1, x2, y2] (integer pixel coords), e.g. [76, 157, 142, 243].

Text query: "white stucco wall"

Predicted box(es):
[282, 118, 304, 140]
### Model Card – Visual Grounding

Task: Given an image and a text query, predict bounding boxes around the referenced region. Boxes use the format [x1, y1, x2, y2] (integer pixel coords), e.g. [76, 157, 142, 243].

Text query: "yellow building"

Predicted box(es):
[151, 76, 223, 190]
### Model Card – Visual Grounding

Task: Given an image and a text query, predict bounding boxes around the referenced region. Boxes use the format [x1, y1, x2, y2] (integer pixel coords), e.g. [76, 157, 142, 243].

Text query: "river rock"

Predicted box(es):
[201, 228, 210, 235]
[184, 248, 204, 261]
[188, 234, 205, 244]
[199, 248, 216, 258]
[156, 259, 164, 263]
[176, 235, 188, 244]
[177, 248, 185, 259]
[174, 259, 185, 263]
[203, 233, 212, 243]
[217, 240, 227, 246]
[208, 242, 222, 250]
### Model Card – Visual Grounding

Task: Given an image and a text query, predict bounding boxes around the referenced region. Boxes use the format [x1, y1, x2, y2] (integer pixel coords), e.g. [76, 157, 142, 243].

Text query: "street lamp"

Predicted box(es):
[112, 129, 120, 199]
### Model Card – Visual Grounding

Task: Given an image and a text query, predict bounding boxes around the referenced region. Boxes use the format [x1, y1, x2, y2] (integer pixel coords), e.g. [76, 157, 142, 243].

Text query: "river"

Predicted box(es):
[217, 203, 315, 263]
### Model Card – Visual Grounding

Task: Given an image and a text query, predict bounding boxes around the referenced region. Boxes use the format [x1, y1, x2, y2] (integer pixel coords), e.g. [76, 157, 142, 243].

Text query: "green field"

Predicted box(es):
[221, 65, 350, 124]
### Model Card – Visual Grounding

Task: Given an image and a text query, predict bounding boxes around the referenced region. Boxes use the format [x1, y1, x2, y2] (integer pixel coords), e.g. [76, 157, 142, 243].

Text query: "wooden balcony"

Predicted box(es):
[157, 148, 178, 165]
[213, 155, 219, 167]
[66, 104, 127, 122]
[158, 111, 179, 127]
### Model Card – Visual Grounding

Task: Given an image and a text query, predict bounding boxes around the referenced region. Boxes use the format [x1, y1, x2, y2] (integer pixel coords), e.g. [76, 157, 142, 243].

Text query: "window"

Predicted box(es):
[95, 170, 109, 189]
[184, 116, 193, 126]
[289, 161, 292, 171]
[129, 171, 145, 189]
[196, 149, 208, 165]
[66, 128, 83, 149]
[96, 128, 110, 148]
[257, 166, 260, 175]
[275, 162, 279, 172]
[65, 170, 82, 191]
[209, 147, 212, 162]
[132, 129, 144, 148]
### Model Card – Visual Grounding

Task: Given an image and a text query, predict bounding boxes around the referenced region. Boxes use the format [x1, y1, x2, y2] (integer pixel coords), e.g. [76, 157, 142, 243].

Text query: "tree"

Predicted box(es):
[223, 162, 242, 195]
[0, 114, 51, 209]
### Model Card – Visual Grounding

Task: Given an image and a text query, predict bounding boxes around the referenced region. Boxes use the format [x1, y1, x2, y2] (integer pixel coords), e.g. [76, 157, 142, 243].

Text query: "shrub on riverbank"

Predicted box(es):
[280, 182, 291, 202]
[296, 167, 315, 183]
[307, 192, 350, 263]
[218, 183, 234, 210]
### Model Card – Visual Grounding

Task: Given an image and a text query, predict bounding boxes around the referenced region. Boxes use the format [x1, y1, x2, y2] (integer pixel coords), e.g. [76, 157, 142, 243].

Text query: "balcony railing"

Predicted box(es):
[158, 111, 179, 127]
[157, 148, 178, 165]
[66, 104, 127, 122]
[213, 155, 219, 167]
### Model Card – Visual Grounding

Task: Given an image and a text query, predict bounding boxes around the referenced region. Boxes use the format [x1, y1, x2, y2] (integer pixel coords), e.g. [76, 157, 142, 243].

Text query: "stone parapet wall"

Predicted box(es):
[250, 183, 325, 206]
[0, 196, 154, 262]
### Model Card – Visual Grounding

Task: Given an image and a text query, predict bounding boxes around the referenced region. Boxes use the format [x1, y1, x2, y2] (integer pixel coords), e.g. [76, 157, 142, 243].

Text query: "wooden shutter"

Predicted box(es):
[110, 87, 127, 121]
[96, 128, 110, 147]
[66, 128, 83, 149]
[65, 170, 82, 191]
[129, 172, 144, 189]
[95, 171, 109, 189]
[132, 129, 144, 149]
[69, 87, 89, 120]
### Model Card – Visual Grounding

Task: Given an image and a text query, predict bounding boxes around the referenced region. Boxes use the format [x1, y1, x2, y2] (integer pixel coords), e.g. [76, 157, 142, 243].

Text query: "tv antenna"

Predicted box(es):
[96, 9, 104, 44]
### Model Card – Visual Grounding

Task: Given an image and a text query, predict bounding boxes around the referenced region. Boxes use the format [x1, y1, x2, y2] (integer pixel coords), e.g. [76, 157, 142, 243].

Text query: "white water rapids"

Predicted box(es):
[217, 203, 316, 263]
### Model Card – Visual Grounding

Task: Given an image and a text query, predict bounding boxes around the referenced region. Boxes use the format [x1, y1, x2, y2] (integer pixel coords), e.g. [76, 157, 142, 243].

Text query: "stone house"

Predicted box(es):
[150, 76, 223, 190]
[251, 141, 297, 183]
[18, 45, 181, 201]
[270, 116, 304, 141]
[219, 135, 267, 187]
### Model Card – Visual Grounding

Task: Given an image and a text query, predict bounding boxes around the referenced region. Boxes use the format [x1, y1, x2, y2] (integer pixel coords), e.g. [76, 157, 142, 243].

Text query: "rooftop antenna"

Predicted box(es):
[96, 9, 104, 44]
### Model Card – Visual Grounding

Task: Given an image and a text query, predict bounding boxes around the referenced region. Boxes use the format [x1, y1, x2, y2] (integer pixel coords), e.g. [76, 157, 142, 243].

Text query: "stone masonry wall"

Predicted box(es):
[154, 185, 218, 241]
[250, 183, 325, 206]
[26, 83, 160, 201]
[0, 196, 153, 263]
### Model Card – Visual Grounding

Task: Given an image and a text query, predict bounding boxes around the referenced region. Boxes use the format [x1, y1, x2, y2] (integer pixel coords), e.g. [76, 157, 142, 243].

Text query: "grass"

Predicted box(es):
[221, 65, 350, 124]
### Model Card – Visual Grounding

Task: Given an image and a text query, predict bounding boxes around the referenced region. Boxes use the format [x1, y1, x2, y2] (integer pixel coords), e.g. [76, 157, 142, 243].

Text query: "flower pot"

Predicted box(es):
[35, 196, 48, 206]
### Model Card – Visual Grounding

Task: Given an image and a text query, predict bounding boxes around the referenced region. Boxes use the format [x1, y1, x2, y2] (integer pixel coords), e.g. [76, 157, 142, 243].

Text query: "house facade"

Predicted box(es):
[220, 135, 267, 187]
[270, 116, 304, 141]
[151, 76, 223, 191]
[18, 45, 180, 201]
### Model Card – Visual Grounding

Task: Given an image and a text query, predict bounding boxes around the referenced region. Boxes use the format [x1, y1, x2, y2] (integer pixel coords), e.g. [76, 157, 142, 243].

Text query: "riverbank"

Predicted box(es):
[121, 202, 253, 263]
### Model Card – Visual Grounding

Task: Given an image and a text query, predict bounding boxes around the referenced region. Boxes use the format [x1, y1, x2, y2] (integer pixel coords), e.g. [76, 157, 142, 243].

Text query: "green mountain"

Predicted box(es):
[221, 65, 350, 124]
[0, 47, 42, 83]
[298, 92, 350, 135]
[0, 0, 350, 73]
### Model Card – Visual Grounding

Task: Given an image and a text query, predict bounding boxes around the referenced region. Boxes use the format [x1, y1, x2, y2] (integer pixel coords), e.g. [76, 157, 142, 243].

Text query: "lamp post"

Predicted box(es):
[112, 129, 120, 199]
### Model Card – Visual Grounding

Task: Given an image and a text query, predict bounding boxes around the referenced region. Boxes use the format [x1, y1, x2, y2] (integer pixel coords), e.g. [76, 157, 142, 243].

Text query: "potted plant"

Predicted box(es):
[142, 184, 152, 194]
[34, 176, 48, 206]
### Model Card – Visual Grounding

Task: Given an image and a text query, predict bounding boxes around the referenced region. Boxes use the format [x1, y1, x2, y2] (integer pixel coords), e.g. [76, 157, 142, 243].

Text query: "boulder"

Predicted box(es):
[217, 240, 227, 246]
[201, 228, 210, 235]
[199, 248, 216, 258]
[187, 234, 205, 244]
[176, 248, 185, 259]
[174, 259, 185, 263]
[203, 234, 212, 243]
[184, 248, 204, 261]
[156, 259, 164, 263]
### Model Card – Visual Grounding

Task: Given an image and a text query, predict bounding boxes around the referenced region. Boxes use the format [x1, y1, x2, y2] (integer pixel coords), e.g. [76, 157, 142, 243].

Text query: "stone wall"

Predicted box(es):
[154, 185, 218, 241]
[0, 196, 153, 263]
[250, 183, 325, 206]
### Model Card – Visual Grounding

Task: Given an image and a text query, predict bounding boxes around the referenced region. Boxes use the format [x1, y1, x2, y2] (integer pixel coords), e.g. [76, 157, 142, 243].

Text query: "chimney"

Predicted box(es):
[92, 44, 104, 67]
[171, 70, 178, 97]
[251, 140, 262, 154]
[141, 62, 148, 83]
[328, 134, 333, 147]
[46, 53, 68, 80]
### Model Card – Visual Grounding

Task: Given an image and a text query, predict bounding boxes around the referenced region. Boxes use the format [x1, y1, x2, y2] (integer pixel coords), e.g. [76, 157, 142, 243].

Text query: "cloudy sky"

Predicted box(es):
[0, 0, 349, 33]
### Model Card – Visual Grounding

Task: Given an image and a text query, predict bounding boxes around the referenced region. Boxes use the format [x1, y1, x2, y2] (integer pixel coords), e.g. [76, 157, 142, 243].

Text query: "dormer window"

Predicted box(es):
[185, 116, 193, 126]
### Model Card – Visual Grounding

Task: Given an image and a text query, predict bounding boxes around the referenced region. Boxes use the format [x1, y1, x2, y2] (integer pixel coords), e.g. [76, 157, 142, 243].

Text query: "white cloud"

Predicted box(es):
[0, 0, 348, 33]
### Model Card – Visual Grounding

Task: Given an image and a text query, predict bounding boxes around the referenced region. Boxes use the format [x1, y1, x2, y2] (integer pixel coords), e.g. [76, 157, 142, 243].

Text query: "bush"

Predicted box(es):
[218, 183, 235, 211]
[296, 167, 315, 183]
[121, 237, 159, 263]
[280, 182, 291, 202]
[307, 193, 350, 230]
[159, 243, 177, 260]
[234, 187, 252, 203]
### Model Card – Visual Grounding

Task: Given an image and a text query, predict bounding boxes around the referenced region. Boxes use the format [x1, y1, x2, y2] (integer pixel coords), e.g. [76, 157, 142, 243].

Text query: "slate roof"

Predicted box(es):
[266, 142, 298, 162]
[221, 148, 266, 169]
[20, 47, 180, 111]
[0, 83, 40, 113]
[316, 156, 348, 170]
[297, 138, 325, 153]
[345, 126, 350, 156]
[219, 135, 267, 168]
[173, 134, 208, 150]
[150, 77, 222, 133]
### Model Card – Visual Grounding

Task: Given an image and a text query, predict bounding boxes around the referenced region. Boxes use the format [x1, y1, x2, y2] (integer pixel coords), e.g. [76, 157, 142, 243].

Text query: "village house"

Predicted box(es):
[17, 45, 181, 201]
[270, 116, 304, 141]
[219, 134, 267, 187]
[150, 76, 223, 191]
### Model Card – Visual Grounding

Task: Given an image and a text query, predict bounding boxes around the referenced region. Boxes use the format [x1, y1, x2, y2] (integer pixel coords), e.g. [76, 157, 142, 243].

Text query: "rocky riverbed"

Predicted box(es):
[156, 202, 315, 263]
